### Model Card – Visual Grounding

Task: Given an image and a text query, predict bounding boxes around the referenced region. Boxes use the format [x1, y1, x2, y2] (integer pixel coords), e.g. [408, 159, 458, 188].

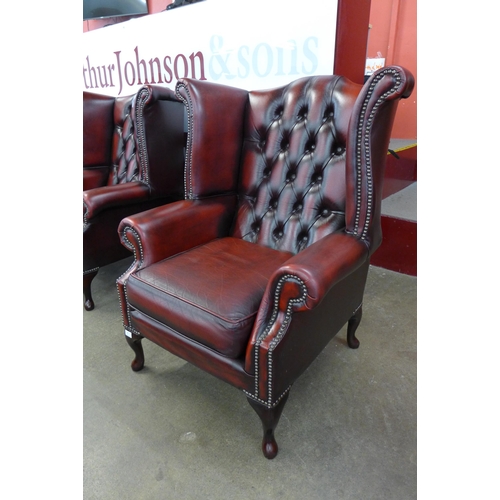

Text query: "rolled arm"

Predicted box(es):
[265, 232, 368, 313]
[117, 195, 236, 330]
[245, 232, 369, 373]
[83, 182, 150, 222]
[117, 195, 237, 269]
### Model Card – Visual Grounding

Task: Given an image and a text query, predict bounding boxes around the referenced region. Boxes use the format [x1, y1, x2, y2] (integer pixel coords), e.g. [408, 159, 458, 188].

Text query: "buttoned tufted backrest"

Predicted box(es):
[231, 76, 360, 254]
[176, 69, 413, 255]
[108, 94, 141, 186]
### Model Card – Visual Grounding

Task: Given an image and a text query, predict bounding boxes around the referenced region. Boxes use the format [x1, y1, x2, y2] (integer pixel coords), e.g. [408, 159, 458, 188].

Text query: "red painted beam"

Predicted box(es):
[371, 215, 417, 276]
[334, 0, 372, 84]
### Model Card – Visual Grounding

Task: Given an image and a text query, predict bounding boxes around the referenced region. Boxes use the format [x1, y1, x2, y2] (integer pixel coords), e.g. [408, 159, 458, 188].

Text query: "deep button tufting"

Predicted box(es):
[292, 201, 303, 213]
[297, 232, 309, 245]
[312, 172, 323, 184]
[305, 140, 316, 153]
[273, 226, 284, 239]
[247, 194, 257, 206]
[297, 107, 308, 121]
[251, 221, 260, 233]
[334, 146, 344, 155]
[269, 197, 279, 210]
[280, 137, 289, 151]
[323, 107, 335, 122]
[262, 167, 271, 178]
[286, 171, 297, 183]
[321, 208, 330, 217]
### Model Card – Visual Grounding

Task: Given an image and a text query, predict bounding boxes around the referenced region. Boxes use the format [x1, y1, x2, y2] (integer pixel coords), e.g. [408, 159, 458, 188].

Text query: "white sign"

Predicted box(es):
[82, 0, 338, 96]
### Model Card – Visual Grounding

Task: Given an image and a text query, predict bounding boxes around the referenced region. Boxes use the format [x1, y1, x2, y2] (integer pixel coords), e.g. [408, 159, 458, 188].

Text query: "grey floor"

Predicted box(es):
[382, 182, 417, 221]
[83, 258, 417, 500]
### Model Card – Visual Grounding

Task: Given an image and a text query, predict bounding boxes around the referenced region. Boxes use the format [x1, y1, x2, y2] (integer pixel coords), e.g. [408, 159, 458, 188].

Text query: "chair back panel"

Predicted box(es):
[108, 94, 140, 185]
[231, 76, 361, 254]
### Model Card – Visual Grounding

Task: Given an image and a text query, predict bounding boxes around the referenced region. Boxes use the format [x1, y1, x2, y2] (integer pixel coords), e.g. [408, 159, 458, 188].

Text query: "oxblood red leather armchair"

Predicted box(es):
[116, 67, 414, 458]
[83, 87, 185, 310]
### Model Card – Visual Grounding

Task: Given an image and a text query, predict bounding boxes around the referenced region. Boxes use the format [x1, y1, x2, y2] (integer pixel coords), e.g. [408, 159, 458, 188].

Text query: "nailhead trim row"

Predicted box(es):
[117, 226, 144, 327]
[120, 227, 144, 263]
[243, 386, 291, 408]
[175, 83, 194, 200]
[112, 99, 140, 185]
[353, 68, 403, 240]
[247, 274, 307, 408]
[83, 201, 90, 226]
[134, 88, 151, 185]
[123, 326, 143, 339]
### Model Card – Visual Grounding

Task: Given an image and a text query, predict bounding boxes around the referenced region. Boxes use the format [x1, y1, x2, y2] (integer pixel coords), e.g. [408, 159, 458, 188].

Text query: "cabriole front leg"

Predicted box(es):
[125, 330, 145, 371]
[247, 392, 289, 459]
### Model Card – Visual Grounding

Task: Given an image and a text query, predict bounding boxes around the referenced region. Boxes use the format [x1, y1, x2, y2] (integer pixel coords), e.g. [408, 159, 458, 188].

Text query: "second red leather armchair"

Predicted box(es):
[83, 86, 186, 310]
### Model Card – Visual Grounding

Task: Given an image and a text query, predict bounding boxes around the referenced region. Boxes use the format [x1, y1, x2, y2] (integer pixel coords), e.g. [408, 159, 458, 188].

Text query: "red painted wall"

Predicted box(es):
[368, 0, 416, 139]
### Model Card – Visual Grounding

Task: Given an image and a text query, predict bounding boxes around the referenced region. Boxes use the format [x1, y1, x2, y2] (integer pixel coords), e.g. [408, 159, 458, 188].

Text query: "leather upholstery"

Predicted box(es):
[128, 237, 293, 358]
[110, 95, 140, 185]
[232, 76, 357, 254]
[83, 92, 114, 191]
[83, 86, 186, 310]
[116, 67, 415, 457]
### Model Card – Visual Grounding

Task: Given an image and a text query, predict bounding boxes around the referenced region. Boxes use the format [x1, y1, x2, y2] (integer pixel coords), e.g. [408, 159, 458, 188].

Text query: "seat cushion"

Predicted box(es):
[126, 237, 293, 358]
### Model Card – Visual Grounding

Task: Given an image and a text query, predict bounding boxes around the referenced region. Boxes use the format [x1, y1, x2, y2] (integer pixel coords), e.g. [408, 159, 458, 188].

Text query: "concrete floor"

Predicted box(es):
[382, 182, 417, 222]
[83, 258, 417, 500]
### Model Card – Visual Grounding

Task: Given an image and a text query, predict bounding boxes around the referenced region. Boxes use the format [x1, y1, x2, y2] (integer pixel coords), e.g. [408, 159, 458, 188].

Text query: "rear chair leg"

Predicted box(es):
[83, 269, 99, 311]
[247, 392, 290, 459]
[347, 305, 362, 349]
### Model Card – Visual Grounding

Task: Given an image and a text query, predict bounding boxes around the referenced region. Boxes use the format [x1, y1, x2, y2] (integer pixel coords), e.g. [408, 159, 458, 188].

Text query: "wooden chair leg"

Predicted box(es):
[83, 269, 99, 311]
[347, 305, 362, 349]
[125, 331, 145, 372]
[247, 392, 290, 459]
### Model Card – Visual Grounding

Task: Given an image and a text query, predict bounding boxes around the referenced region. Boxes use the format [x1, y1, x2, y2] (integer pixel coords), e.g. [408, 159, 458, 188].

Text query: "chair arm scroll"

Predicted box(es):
[275, 232, 369, 310]
[118, 195, 236, 269]
[117, 195, 236, 331]
[245, 232, 369, 376]
[83, 182, 150, 222]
